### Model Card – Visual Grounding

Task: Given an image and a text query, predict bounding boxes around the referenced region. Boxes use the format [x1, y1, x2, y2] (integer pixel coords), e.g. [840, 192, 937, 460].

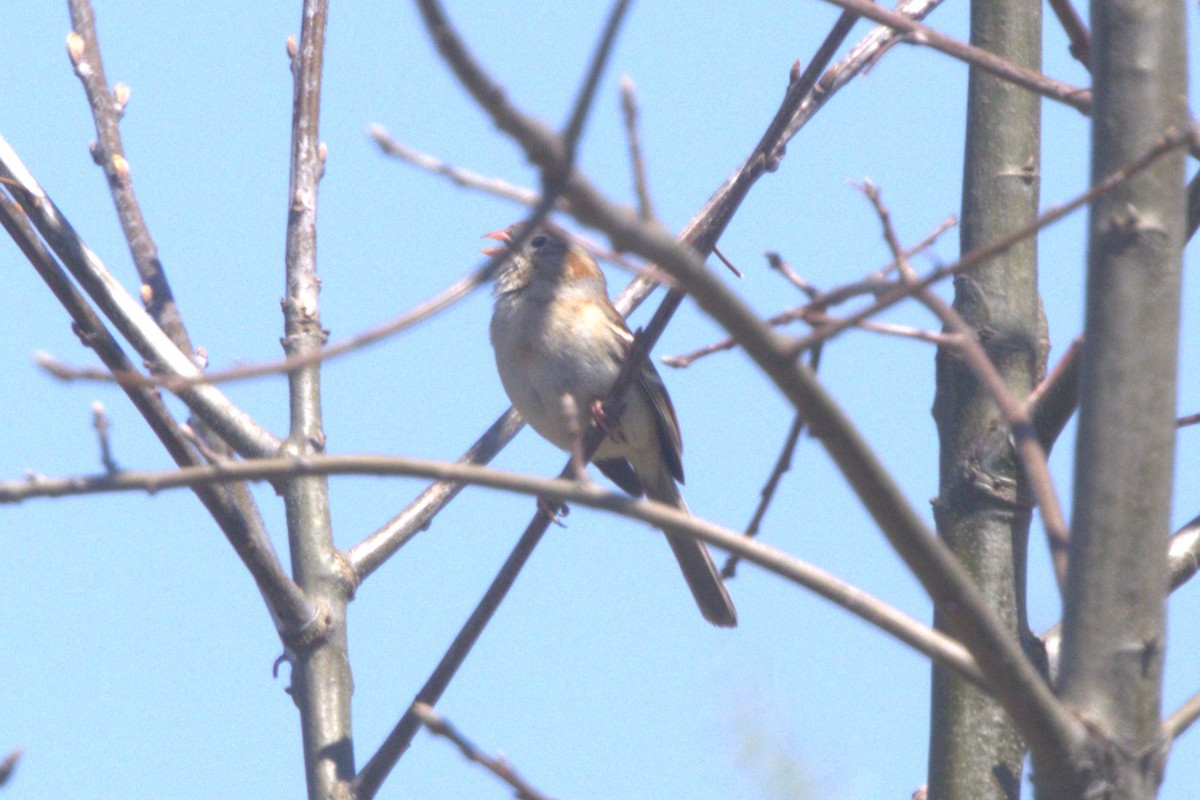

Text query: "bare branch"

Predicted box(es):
[0, 451, 986, 688]
[413, 703, 555, 800]
[0, 135, 280, 459]
[790, 127, 1191, 355]
[664, 219, 957, 369]
[353, 3, 633, 795]
[816, 0, 1091, 113]
[856, 181, 1070, 589]
[67, 0, 191, 350]
[370, 123, 542, 205]
[779, 0, 949, 145]
[1164, 690, 1200, 744]
[1046, 0, 1091, 67]
[0, 189, 315, 640]
[277, 4, 360, 800]
[91, 401, 119, 474]
[347, 408, 525, 581]
[406, 0, 1090, 760]
[1028, 337, 1083, 451]
[723, 412, 806, 579]
[619, 75, 656, 221]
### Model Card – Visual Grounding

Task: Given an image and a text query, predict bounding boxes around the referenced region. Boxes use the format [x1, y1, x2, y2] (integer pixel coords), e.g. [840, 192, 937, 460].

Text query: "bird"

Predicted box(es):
[484, 223, 737, 627]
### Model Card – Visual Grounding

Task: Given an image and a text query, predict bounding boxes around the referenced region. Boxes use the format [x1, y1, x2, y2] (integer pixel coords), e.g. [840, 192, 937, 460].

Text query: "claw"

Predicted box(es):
[590, 399, 610, 434]
[537, 498, 568, 527]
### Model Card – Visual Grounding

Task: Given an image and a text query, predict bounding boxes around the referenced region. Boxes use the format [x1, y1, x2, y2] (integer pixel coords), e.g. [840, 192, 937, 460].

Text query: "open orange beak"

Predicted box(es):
[480, 228, 512, 257]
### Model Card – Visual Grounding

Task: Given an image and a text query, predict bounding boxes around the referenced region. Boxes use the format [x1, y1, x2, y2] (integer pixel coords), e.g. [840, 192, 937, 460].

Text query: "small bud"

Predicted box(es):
[110, 153, 130, 181]
[286, 35, 298, 59]
[66, 31, 85, 64]
[112, 83, 131, 114]
[140, 283, 153, 304]
[317, 142, 328, 162]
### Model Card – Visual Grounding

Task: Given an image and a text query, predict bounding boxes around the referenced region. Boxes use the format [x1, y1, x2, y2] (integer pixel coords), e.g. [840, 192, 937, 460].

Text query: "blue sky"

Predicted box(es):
[2, 1, 1198, 798]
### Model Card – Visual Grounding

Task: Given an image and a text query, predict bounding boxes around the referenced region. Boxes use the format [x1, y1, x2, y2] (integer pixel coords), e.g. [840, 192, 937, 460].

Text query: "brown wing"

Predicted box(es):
[595, 458, 644, 496]
[636, 360, 684, 484]
[595, 282, 685, 485]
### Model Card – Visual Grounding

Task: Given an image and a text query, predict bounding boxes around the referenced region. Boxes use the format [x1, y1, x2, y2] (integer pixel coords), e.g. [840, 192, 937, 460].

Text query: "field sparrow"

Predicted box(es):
[485, 224, 737, 628]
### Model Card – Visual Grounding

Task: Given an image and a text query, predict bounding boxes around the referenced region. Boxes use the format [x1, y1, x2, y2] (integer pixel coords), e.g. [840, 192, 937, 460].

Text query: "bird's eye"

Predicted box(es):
[530, 234, 547, 249]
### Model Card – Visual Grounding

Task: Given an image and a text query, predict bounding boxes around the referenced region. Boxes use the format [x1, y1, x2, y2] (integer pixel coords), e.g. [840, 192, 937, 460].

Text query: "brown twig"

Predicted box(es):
[413, 704, 555, 800]
[855, 180, 1070, 589]
[780, 0, 948, 145]
[0, 137, 281, 460]
[723, 413, 806, 579]
[370, 123, 542, 205]
[664, 218, 957, 369]
[790, 127, 1191, 356]
[1027, 337, 1083, 451]
[352, 3, 634, 796]
[67, 0, 191, 350]
[0, 185, 315, 640]
[1046, 0, 1091, 67]
[816, 0, 1091, 113]
[712, 245, 744, 278]
[619, 75, 655, 222]
[91, 401, 119, 474]
[0, 748, 20, 787]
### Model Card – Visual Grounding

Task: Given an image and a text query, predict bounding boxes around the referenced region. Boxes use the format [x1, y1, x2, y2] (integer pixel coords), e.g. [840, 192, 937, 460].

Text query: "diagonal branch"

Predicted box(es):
[352, 3, 632, 796]
[816, 0, 1091, 113]
[66, 0, 191, 351]
[0, 135, 281, 459]
[412, 704, 554, 800]
[789, 127, 1190, 355]
[0, 190, 315, 638]
[410, 0, 1090, 773]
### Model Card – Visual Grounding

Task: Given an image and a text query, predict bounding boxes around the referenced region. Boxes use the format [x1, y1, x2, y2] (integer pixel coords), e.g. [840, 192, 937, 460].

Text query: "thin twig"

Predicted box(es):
[1027, 337, 1083, 451]
[370, 123, 542, 204]
[665, 217, 957, 369]
[723, 413, 806, 579]
[0, 135, 280, 459]
[91, 402, 119, 474]
[619, 75, 655, 222]
[816, 0, 1091, 113]
[712, 245, 744, 278]
[0, 748, 20, 787]
[855, 180, 1070, 589]
[779, 0, 948, 146]
[0, 188, 315, 638]
[352, 3, 633, 796]
[413, 703, 555, 800]
[790, 128, 1191, 356]
[67, 0, 191, 349]
[1164, 691, 1200, 743]
[1046, 0, 1091, 67]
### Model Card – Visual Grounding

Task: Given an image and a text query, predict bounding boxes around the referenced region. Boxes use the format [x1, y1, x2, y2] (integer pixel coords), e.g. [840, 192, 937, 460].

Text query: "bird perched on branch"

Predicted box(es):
[485, 224, 737, 627]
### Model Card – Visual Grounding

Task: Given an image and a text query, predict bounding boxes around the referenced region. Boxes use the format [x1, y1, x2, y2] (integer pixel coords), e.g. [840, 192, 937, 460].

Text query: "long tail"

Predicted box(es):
[644, 469, 737, 628]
